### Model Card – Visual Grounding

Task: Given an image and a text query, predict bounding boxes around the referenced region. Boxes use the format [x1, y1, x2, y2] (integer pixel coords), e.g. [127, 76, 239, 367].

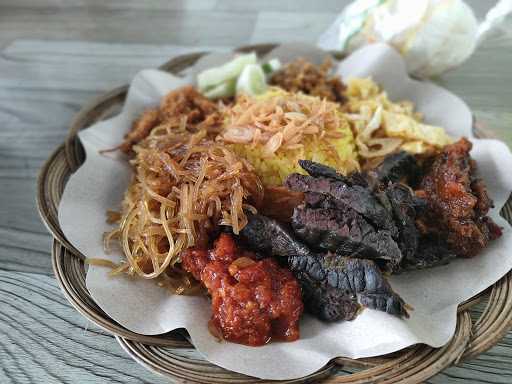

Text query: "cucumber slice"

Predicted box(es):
[197, 52, 257, 91]
[261, 58, 282, 75]
[236, 64, 267, 96]
[203, 79, 237, 99]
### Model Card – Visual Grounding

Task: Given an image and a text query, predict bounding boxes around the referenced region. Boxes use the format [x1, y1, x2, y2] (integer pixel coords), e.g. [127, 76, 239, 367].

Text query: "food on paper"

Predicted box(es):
[92, 55, 502, 346]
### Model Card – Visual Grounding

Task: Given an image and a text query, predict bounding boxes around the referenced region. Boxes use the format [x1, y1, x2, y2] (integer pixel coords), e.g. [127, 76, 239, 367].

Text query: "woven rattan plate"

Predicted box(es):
[37, 44, 512, 383]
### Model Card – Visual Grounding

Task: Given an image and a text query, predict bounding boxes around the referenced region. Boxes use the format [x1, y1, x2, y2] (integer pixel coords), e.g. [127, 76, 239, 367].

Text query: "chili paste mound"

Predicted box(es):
[182, 233, 303, 346]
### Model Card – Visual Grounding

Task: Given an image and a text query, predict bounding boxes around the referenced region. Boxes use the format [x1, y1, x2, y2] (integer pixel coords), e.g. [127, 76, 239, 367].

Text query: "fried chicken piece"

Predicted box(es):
[416, 138, 502, 257]
[181, 233, 303, 346]
[119, 86, 222, 154]
[270, 58, 346, 102]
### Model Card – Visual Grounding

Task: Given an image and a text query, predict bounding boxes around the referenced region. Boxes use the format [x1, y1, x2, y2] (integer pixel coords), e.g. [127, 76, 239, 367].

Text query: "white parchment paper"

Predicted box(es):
[58, 43, 512, 380]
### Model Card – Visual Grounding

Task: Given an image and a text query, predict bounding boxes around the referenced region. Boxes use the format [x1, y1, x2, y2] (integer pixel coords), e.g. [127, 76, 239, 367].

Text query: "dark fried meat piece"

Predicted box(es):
[239, 213, 312, 259]
[385, 183, 425, 265]
[240, 214, 408, 321]
[299, 159, 372, 191]
[285, 173, 398, 234]
[373, 151, 421, 185]
[416, 138, 502, 257]
[120, 85, 221, 153]
[298, 273, 361, 321]
[289, 253, 408, 321]
[401, 236, 456, 271]
[182, 233, 303, 346]
[291, 202, 402, 271]
[298, 159, 352, 183]
[270, 58, 346, 102]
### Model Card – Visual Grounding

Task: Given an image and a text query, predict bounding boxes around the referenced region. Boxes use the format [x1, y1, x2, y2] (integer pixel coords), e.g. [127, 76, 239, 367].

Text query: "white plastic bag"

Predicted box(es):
[318, 0, 512, 78]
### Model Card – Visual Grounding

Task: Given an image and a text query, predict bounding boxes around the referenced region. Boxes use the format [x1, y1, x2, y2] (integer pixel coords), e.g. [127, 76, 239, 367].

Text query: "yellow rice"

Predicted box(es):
[219, 89, 358, 186]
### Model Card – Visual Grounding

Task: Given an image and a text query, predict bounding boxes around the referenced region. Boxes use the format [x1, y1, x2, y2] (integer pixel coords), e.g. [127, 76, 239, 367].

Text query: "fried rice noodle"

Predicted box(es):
[105, 129, 262, 287]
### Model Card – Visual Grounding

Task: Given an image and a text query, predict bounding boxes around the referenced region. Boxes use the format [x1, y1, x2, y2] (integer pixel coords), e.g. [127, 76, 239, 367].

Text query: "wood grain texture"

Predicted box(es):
[0, 0, 511, 383]
[0, 271, 170, 384]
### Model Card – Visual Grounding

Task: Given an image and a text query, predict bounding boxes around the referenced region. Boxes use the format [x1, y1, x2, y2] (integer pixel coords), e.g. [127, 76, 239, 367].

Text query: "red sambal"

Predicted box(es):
[181, 233, 303, 346]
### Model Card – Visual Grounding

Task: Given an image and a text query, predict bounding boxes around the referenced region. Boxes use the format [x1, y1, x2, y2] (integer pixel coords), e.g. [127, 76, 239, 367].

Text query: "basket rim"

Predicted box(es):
[37, 43, 512, 384]
[51, 239, 192, 347]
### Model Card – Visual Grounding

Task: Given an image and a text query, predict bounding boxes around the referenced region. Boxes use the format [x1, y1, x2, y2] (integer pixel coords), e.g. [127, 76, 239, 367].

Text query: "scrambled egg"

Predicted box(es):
[383, 111, 452, 150]
[343, 77, 453, 157]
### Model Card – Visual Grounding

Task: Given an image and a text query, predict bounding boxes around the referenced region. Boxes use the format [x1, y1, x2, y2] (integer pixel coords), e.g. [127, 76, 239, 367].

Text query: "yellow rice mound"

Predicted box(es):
[230, 135, 356, 187]
[216, 79, 451, 186]
[219, 89, 358, 186]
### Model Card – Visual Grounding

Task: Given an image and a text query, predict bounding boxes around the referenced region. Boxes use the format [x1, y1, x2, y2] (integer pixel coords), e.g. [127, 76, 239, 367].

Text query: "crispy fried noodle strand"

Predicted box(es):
[103, 122, 263, 288]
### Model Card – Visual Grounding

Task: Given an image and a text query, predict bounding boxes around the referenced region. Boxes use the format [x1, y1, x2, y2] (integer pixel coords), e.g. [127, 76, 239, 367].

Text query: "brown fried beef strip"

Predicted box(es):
[285, 173, 398, 235]
[291, 200, 402, 271]
[240, 214, 408, 321]
[416, 138, 502, 257]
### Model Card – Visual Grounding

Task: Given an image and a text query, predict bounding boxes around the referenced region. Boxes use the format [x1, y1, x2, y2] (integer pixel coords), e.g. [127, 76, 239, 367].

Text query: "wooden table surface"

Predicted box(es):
[1, 1, 511, 383]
